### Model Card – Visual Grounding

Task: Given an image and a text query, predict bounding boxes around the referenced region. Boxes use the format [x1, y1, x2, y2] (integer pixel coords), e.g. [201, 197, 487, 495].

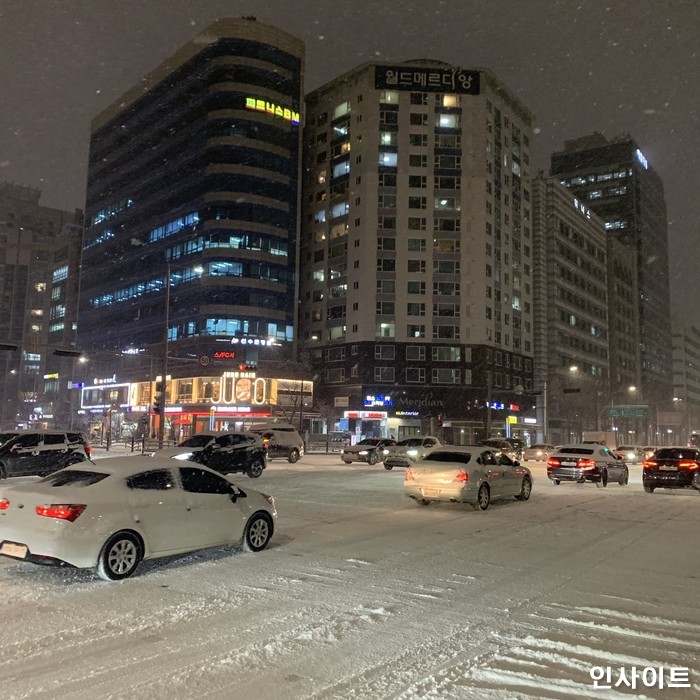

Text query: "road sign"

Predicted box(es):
[607, 405, 648, 419]
[198, 354, 211, 368]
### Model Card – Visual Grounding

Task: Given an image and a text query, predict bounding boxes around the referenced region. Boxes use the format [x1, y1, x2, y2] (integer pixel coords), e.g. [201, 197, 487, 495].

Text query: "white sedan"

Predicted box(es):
[404, 446, 533, 510]
[0, 457, 276, 581]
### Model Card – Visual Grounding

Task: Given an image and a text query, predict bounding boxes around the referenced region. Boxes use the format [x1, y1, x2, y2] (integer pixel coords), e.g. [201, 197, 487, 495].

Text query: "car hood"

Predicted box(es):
[343, 444, 380, 453]
[151, 446, 203, 458]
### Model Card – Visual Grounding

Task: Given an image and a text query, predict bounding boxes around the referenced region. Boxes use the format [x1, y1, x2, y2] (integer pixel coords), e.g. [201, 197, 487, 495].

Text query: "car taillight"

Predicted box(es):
[452, 471, 469, 483]
[678, 461, 700, 470]
[578, 459, 596, 469]
[405, 468, 414, 481]
[547, 457, 560, 467]
[0, 498, 9, 510]
[643, 460, 657, 469]
[85, 445, 92, 456]
[35, 504, 86, 522]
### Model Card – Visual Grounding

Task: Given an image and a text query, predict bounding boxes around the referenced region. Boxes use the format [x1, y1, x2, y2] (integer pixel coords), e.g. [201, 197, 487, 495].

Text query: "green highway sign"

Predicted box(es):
[607, 405, 648, 419]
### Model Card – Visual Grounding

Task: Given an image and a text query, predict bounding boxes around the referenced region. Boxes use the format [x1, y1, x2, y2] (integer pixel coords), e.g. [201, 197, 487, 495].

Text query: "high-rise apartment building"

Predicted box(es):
[550, 133, 672, 415]
[79, 18, 304, 368]
[300, 61, 535, 441]
[0, 183, 83, 428]
[531, 173, 610, 443]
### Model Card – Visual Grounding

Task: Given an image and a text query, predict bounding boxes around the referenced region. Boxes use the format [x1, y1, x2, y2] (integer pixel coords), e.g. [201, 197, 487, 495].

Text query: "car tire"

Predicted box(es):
[367, 450, 379, 465]
[515, 477, 532, 501]
[596, 470, 608, 488]
[384, 464, 393, 471]
[242, 512, 273, 552]
[619, 467, 629, 486]
[246, 459, 264, 479]
[473, 483, 490, 511]
[552, 479, 561, 486]
[644, 485, 655, 493]
[419, 498, 431, 506]
[96, 531, 142, 581]
[342, 459, 352, 464]
[288, 448, 300, 464]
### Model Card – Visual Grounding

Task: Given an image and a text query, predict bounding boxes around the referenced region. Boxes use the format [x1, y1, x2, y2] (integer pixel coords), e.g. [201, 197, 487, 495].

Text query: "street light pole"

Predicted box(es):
[156, 265, 171, 450]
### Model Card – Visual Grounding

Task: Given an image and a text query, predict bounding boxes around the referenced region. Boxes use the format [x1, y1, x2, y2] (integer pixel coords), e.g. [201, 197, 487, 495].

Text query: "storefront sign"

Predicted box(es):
[245, 97, 301, 125]
[375, 66, 480, 94]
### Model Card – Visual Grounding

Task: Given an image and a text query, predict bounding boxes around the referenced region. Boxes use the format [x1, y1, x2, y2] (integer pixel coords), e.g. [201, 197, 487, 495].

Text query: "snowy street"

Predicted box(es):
[1, 454, 699, 699]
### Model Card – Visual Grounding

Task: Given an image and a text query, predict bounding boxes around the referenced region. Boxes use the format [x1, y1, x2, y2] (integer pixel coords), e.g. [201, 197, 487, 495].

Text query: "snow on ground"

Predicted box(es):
[1, 451, 699, 699]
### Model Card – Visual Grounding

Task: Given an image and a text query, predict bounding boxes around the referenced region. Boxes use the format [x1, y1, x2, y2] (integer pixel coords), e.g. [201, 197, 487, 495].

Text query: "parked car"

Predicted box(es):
[522, 443, 556, 462]
[0, 457, 276, 580]
[152, 431, 267, 478]
[546, 444, 628, 487]
[404, 446, 532, 510]
[248, 424, 304, 463]
[642, 446, 700, 493]
[383, 436, 442, 470]
[613, 444, 644, 464]
[478, 438, 520, 462]
[341, 437, 396, 465]
[0, 430, 91, 479]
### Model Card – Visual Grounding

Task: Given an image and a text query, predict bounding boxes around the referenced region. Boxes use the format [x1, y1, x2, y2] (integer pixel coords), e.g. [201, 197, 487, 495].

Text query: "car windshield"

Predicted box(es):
[0, 432, 17, 446]
[557, 447, 595, 455]
[423, 451, 472, 464]
[178, 435, 214, 448]
[654, 448, 699, 460]
[357, 439, 382, 446]
[398, 438, 424, 447]
[38, 470, 109, 487]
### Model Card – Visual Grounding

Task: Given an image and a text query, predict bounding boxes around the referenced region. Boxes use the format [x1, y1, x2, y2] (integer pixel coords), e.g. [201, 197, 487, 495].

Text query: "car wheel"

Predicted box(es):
[342, 459, 352, 464]
[419, 498, 431, 506]
[644, 485, 655, 493]
[243, 512, 273, 552]
[246, 459, 264, 478]
[288, 448, 300, 464]
[96, 531, 142, 581]
[384, 464, 393, 471]
[596, 470, 608, 488]
[552, 479, 561, 486]
[619, 467, 629, 486]
[473, 483, 490, 511]
[367, 450, 379, 465]
[515, 477, 532, 501]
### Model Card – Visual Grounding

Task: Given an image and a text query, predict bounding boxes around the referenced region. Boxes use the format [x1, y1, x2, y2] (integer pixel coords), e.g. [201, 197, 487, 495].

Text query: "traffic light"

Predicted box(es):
[153, 397, 161, 415]
[153, 381, 165, 414]
[238, 363, 257, 372]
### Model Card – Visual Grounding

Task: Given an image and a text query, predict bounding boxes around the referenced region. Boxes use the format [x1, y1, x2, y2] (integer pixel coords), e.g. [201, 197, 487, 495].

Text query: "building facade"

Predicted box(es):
[77, 19, 305, 437]
[300, 61, 536, 442]
[0, 183, 83, 428]
[531, 173, 609, 444]
[671, 318, 700, 444]
[550, 134, 673, 422]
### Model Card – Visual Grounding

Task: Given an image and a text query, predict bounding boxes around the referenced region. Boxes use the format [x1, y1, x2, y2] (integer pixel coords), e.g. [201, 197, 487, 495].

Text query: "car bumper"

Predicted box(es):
[547, 467, 600, 482]
[405, 483, 476, 503]
[643, 471, 696, 488]
[0, 524, 102, 570]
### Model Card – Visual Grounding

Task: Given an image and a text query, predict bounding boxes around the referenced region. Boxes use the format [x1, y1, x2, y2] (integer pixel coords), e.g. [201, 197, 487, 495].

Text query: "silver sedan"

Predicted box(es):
[404, 446, 533, 511]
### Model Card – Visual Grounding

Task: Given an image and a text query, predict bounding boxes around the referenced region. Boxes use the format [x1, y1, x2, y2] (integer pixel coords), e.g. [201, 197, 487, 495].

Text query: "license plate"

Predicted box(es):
[659, 465, 677, 471]
[422, 488, 439, 497]
[561, 461, 577, 467]
[0, 542, 28, 559]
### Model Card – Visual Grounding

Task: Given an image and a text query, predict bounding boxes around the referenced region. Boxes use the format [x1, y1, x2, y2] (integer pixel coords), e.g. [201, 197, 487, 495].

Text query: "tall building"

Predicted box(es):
[671, 318, 700, 443]
[0, 183, 83, 428]
[550, 134, 673, 419]
[77, 19, 305, 437]
[531, 173, 609, 443]
[300, 61, 535, 442]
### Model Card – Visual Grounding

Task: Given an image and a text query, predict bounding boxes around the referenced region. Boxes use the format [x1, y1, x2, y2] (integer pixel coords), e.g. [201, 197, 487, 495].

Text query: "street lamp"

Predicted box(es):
[156, 261, 204, 449]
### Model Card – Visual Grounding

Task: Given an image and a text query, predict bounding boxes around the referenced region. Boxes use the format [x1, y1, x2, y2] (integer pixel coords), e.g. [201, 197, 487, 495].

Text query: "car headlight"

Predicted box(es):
[407, 449, 418, 457]
[341, 449, 345, 454]
[172, 452, 194, 460]
[358, 450, 368, 455]
[383, 449, 389, 455]
[261, 493, 275, 506]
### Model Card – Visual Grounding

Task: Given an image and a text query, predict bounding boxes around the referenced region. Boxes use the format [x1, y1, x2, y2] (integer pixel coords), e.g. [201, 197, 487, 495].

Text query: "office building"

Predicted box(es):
[300, 60, 535, 442]
[77, 19, 305, 437]
[671, 318, 700, 444]
[531, 173, 610, 443]
[550, 133, 673, 419]
[0, 183, 83, 428]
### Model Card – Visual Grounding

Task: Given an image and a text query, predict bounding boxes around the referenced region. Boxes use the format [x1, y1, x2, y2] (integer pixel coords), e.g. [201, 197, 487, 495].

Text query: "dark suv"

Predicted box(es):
[643, 447, 700, 493]
[154, 431, 268, 478]
[0, 430, 91, 478]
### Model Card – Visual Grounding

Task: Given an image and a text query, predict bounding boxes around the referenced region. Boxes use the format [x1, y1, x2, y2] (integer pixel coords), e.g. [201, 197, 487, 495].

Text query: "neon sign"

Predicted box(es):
[245, 97, 300, 125]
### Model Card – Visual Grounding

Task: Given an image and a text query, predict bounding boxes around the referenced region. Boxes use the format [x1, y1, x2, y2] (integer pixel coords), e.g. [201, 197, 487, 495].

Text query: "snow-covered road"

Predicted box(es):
[1, 455, 698, 699]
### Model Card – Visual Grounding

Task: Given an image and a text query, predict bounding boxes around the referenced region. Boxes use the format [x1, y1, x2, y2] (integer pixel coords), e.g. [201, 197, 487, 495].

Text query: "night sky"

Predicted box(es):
[1, 0, 698, 320]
